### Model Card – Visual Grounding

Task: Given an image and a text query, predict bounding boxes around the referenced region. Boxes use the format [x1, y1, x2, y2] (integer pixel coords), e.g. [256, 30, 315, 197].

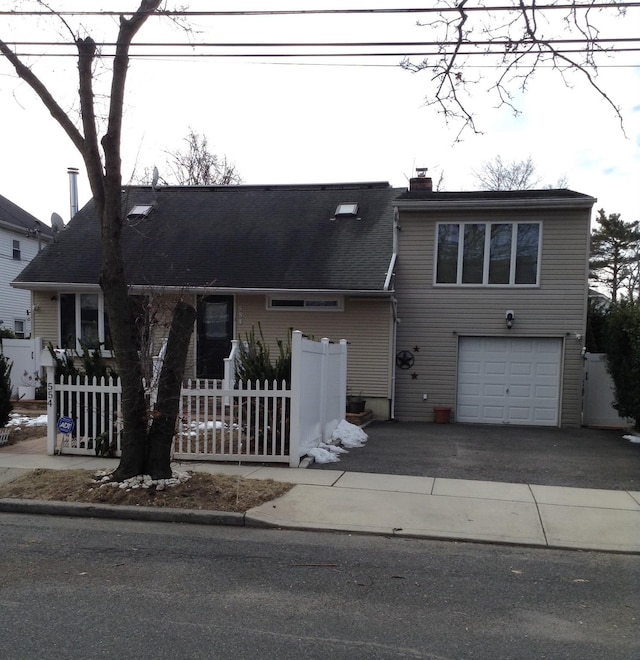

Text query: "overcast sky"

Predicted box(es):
[1, 1, 638, 226]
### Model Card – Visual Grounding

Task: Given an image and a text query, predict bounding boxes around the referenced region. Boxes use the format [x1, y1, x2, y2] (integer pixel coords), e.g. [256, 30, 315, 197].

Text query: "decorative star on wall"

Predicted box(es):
[411, 372, 418, 380]
[413, 346, 420, 352]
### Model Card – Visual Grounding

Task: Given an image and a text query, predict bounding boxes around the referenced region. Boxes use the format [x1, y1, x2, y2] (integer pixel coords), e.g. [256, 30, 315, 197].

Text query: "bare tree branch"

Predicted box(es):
[402, 0, 627, 138]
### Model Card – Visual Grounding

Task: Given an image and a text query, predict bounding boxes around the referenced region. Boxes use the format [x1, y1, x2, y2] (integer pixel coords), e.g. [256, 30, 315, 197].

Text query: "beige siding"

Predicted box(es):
[395, 207, 590, 426]
[236, 295, 393, 401]
[31, 291, 59, 346]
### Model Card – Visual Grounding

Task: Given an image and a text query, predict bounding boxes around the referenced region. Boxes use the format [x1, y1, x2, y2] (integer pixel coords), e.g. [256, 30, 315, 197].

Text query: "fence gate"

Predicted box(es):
[1, 337, 42, 397]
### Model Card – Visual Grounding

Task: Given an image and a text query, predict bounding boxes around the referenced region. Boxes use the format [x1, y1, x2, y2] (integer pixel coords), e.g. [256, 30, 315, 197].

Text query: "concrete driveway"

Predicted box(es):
[310, 421, 640, 491]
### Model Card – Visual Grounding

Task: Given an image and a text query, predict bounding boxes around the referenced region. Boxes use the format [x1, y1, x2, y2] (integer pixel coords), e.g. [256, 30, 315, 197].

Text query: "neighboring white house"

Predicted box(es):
[0, 193, 53, 338]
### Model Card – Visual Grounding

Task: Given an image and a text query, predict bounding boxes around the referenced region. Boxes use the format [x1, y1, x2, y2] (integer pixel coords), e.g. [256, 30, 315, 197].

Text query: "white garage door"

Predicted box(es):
[457, 337, 562, 426]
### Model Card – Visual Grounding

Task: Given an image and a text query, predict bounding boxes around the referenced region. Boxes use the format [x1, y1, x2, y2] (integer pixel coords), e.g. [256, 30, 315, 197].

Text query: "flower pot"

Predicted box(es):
[347, 400, 366, 414]
[433, 406, 451, 424]
[18, 386, 36, 400]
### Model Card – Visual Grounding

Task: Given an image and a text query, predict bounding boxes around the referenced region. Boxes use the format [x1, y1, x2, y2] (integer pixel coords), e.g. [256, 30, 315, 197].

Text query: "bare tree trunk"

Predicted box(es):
[145, 301, 196, 478]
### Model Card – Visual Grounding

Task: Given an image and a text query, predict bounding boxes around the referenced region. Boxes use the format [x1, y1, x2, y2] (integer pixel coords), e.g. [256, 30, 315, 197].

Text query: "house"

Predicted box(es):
[0, 193, 53, 338]
[13, 177, 596, 428]
[12, 182, 402, 419]
[392, 174, 596, 427]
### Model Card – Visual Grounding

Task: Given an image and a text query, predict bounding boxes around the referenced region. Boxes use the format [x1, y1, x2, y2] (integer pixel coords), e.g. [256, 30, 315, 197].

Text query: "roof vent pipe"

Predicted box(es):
[68, 167, 79, 219]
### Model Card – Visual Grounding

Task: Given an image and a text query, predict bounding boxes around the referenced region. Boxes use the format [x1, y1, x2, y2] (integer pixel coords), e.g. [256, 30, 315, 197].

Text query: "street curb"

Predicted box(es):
[0, 498, 250, 527]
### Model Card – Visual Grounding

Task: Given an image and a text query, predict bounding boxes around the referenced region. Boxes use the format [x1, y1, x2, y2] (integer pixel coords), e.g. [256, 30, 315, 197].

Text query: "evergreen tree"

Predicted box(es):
[605, 302, 640, 430]
[589, 209, 640, 302]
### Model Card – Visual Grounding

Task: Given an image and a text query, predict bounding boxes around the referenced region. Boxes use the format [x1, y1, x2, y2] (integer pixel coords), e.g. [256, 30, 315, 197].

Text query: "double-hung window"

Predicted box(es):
[436, 221, 540, 286]
[59, 293, 110, 350]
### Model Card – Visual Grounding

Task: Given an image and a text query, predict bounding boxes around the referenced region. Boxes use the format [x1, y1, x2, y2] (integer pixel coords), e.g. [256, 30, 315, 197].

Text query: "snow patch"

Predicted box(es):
[7, 413, 48, 428]
[623, 434, 640, 444]
[331, 420, 368, 448]
[307, 447, 340, 464]
[306, 420, 368, 463]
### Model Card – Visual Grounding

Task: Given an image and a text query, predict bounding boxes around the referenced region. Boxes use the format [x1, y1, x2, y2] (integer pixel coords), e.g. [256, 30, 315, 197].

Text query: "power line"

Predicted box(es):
[6, 38, 640, 48]
[2, 3, 640, 17]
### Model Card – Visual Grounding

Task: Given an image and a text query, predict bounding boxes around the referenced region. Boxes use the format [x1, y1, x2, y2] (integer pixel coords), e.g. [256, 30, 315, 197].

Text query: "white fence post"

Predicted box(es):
[223, 339, 239, 407]
[40, 348, 57, 455]
[319, 338, 330, 444]
[339, 339, 348, 419]
[288, 330, 302, 467]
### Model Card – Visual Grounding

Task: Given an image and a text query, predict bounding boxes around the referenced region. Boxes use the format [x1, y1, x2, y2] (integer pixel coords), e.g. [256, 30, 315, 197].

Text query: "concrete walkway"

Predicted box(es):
[0, 450, 639, 554]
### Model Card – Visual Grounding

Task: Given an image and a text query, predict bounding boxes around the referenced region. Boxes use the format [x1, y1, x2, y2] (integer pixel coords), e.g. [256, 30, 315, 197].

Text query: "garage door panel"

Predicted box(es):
[508, 384, 532, 398]
[485, 361, 507, 375]
[457, 337, 561, 426]
[535, 385, 557, 398]
[510, 362, 534, 376]
[507, 406, 533, 422]
[483, 383, 505, 397]
[535, 363, 560, 377]
[480, 406, 506, 422]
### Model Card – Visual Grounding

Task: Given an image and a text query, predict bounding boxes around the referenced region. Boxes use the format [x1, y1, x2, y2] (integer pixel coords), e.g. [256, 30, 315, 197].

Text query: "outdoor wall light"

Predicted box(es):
[505, 310, 515, 329]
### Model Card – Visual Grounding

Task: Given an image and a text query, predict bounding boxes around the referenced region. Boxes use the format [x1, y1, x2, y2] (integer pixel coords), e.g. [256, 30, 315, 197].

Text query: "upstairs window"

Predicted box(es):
[12, 239, 21, 260]
[436, 222, 540, 286]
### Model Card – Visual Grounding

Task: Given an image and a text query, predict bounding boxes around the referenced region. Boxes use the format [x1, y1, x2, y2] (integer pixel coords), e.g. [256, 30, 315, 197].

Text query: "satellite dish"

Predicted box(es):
[51, 213, 65, 242]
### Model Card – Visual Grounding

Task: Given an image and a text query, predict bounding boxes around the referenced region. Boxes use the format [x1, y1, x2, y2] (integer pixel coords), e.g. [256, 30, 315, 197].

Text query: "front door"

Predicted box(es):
[196, 295, 234, 379]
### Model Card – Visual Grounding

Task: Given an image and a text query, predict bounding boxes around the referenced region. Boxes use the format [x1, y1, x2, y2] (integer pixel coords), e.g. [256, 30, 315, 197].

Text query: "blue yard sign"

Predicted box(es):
[57, 416, 74, 435]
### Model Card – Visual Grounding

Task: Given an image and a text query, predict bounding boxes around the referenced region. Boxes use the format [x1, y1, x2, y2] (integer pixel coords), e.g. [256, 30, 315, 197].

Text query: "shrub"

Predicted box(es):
[605, 301, 640, 430]
[236, 324, 291, 386]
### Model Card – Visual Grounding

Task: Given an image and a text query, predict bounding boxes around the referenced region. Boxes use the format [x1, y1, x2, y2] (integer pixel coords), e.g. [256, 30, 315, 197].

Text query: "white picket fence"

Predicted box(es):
[44, 331, 347, 467]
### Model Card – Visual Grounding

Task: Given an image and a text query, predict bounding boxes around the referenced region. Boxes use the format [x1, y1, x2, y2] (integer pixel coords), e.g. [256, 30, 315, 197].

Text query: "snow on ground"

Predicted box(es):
[623, 434, 640, 444]
[307, 420, 368, 464]
[7, 413, 48, 428]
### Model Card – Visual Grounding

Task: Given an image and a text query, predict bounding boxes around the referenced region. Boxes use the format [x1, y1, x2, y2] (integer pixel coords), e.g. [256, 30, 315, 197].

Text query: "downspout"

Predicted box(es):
[384, 206, 400, 420]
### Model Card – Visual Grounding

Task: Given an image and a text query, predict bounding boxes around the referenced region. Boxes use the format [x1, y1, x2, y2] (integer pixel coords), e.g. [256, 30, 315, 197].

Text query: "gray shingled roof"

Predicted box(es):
[0, 193, 53, 238]
[15, 182, 402, 292]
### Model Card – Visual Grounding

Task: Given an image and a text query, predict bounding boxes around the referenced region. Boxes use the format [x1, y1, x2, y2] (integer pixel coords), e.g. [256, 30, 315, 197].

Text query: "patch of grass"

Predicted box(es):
[0, 468, 294, 513]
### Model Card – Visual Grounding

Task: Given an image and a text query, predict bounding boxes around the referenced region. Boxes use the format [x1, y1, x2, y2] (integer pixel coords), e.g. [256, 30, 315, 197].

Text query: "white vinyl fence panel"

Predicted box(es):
[583, 353, 633, 428]
[43, 331, 348, 466]
[2, 337, 43, 397]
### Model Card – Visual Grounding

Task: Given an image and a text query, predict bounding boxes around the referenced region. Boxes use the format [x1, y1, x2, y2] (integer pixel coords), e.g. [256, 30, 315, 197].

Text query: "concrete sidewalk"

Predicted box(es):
[0, 451, 639, 554]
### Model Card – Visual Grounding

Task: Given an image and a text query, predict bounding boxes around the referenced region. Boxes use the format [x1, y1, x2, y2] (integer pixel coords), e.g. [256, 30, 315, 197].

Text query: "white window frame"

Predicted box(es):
[267, 296, 344, 311]
[434, 221, 541, 287]
[59, 292, 111, 352]
[12, 239, 21, 261]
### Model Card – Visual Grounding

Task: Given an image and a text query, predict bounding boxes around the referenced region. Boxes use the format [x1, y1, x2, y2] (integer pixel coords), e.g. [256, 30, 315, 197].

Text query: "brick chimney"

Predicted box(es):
[409, 167, 433, 192]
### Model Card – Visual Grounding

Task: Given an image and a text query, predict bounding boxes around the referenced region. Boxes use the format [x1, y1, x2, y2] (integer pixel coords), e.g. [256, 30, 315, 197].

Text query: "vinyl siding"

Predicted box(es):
[1, 229, 45, 337]
[30, 291, 59, 344]
[394, 206, 590, 426]
[31, 290, 393, 405]
[236, 294, 393, 399]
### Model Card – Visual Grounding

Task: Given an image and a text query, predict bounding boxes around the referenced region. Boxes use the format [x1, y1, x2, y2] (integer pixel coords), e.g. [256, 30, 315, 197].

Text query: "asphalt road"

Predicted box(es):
[311, 421, 640, 491]
[1, 514, 638, 659]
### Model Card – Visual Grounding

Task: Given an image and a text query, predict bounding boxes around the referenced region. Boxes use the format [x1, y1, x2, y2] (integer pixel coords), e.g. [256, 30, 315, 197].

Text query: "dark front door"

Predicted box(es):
[196, 295, 234, 379]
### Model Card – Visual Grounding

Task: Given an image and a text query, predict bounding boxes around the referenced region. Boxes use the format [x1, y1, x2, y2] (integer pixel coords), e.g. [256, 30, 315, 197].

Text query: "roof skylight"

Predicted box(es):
[334, 202, 359, 218]
[127, 204, 153, 219]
